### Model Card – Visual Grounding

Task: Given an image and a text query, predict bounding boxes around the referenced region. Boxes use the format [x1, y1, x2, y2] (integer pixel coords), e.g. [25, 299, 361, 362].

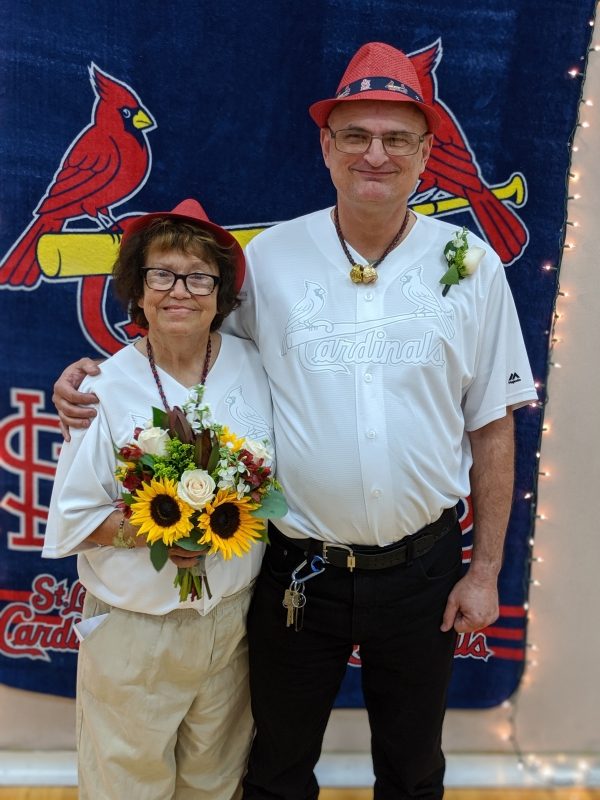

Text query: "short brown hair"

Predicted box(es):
[112, 217, 240, 331]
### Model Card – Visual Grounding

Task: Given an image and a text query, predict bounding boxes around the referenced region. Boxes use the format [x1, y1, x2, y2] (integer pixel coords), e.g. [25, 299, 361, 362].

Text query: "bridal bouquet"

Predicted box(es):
[115, 385, 286, 600]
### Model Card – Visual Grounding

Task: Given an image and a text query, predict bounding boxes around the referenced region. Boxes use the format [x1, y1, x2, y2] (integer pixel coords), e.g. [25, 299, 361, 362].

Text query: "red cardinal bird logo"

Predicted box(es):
[0, 63, 155, 289]
[410, 40, 529, 265]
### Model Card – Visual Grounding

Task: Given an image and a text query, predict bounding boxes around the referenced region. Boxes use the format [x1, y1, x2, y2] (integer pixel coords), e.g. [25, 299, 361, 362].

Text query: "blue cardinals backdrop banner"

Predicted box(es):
[0, 1, 594, 704]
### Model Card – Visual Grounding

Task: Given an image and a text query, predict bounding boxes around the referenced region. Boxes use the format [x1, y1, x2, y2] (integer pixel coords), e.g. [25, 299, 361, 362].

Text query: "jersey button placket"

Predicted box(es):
[355, 285, 390, 533]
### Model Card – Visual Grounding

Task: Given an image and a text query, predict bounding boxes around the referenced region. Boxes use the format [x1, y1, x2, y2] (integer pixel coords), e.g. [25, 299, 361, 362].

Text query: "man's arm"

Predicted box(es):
[440, 409, 515, 633]
[52, 358, 102, 441]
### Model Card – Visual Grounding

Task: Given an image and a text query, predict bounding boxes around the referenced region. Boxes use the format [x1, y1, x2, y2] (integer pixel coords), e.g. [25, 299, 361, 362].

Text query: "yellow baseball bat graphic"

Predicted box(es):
[37, 228, 267, 279]
[412, 173, 526, 216]
[38, 175, 525, 280]
[37, 233, 120, 277]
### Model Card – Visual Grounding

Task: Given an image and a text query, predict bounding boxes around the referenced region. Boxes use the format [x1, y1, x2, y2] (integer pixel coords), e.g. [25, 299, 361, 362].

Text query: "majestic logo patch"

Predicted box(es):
[508, 372, 521, 384]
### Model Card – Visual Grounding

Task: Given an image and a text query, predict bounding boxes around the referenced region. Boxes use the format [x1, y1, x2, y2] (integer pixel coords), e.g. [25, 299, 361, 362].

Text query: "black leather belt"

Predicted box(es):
[270, 506, 458, 571]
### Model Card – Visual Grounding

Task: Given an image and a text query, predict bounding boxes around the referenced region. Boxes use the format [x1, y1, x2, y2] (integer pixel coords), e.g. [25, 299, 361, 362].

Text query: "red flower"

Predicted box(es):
[123, 473, 143, 492]
[238, 449, 271, 489]
[120, 444, 143, 460]
[114, 499, 132, 519]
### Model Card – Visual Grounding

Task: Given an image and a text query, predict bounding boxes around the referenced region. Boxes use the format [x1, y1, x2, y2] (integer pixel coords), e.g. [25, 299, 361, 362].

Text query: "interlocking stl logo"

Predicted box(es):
[0, 389, 61, 550]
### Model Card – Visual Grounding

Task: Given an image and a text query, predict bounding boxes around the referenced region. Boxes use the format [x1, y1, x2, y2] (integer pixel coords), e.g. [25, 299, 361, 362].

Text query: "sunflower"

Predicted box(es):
[219, 426, 246, 452]
[129, 477, 194, 546]
[197, 489, 265, 559]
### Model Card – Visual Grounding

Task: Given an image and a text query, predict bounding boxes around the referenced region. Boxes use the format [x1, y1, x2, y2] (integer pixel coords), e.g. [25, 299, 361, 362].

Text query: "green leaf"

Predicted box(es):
[121, 491, 133, 505]
[139, 454, 155, 469]
[177, 537, 207, 552]
[439, 265, 461, 286]
[152, 407, 169, 428]
[251, 489, 288, 519]
[149, 540, 169, 571]
[206, 438, 221, 474]
[443, 242, 457, 260]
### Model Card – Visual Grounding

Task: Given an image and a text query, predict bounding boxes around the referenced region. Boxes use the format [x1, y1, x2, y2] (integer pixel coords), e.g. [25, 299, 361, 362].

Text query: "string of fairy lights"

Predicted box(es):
[496, 6, 599, 786]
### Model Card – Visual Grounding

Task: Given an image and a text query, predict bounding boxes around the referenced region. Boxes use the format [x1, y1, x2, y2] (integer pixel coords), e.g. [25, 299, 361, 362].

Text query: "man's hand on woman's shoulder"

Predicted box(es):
[53, 358, 102, 441]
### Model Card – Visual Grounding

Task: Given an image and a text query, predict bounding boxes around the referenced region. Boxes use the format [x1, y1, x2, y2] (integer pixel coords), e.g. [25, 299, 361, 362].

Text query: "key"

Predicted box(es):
[282, 588, 295, 627]
[283, 581, 306, 629]
[291, 584, 306, 632]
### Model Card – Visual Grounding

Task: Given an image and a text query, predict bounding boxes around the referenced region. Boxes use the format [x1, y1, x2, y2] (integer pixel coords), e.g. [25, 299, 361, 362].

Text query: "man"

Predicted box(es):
[54, 42, 537, 800]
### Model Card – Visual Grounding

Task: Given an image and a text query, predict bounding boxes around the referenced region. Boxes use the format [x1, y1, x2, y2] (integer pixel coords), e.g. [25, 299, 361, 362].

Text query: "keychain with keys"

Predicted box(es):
[282, 556, 325, 631]
[282, 580, 307, 630]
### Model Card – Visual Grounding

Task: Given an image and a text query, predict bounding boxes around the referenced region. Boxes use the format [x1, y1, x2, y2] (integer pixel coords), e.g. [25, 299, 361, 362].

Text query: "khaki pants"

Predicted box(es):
[76, 586, 254, 800]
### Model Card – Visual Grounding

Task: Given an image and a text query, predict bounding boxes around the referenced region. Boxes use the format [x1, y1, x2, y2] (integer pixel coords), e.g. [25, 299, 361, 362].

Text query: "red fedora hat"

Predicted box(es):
[121, 199, 246, 293]
[309, 42, 440, 133]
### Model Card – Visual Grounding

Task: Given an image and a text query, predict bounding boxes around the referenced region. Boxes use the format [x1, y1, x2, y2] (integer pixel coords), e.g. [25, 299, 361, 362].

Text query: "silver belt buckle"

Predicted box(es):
[321, 542, 356, 571]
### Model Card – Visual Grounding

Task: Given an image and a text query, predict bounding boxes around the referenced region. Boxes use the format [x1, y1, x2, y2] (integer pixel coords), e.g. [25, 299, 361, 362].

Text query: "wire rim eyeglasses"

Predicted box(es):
[327, 126, 428, 156]
[142, 268, 220, 296]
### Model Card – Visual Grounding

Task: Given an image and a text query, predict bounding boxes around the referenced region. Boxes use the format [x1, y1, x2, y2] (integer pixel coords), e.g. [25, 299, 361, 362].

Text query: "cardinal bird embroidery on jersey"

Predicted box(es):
[400, 266, 455, 338]
[225, 386, 271, 440]
[281, 280, 327, 354]
[410, 41, 528, 265]
[0, 63, 155, 288]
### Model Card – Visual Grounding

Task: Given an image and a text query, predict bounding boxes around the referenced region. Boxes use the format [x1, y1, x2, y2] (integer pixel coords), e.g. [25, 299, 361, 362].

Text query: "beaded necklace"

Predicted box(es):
[146, 336, 212, 411]
[333, 205, 411, 284]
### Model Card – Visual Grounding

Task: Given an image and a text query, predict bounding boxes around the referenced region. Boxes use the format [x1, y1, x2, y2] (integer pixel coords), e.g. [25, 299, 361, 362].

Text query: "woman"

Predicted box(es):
[43, 200, 273, 800]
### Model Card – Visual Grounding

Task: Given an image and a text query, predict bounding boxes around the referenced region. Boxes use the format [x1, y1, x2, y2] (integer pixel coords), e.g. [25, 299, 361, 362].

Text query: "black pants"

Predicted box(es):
[242, 521, 463, 800]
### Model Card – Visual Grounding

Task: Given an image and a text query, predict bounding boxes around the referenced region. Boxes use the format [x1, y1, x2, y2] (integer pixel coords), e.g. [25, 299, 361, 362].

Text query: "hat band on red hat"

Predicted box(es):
[336, 76, 423, 103]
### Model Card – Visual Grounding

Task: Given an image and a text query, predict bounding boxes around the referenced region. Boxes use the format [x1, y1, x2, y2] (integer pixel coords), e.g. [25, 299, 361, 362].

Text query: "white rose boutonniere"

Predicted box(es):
[137, 426, 171, 456]
[177, 469, 216, 509]
[440, 227, 485, 296]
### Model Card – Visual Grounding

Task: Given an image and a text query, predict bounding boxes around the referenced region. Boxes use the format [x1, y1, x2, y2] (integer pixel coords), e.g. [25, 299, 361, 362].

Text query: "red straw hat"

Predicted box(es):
[309, 42, 440, 133]
[120, 199, 246, 292]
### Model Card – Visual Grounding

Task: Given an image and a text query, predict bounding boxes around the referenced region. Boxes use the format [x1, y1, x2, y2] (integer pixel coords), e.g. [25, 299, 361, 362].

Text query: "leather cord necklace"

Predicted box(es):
[333, 205, 411, 284]
[146, 336, 212, 412]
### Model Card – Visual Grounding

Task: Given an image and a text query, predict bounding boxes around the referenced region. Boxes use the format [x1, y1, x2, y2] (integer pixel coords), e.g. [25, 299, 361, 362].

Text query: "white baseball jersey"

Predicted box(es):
[44, 335, 273, 615]
[226, 208, 537, 546]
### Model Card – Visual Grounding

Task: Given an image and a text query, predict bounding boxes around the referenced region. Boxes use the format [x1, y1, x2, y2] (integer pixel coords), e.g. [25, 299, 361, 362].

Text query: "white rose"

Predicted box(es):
[178, 469, 216, 509]
[462, 246, 485, 275]
[137, 426, 170, 456]
[244, 438, 274, 466]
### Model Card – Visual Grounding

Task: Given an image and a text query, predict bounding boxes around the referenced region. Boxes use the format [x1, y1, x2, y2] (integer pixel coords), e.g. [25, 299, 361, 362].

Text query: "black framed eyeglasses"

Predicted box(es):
[327, 126, 428, 156]
[142, 268, 220, 296]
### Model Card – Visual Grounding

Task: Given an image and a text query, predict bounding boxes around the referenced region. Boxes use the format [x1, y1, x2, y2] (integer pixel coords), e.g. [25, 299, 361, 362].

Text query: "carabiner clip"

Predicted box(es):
[290, 555, 326, 585]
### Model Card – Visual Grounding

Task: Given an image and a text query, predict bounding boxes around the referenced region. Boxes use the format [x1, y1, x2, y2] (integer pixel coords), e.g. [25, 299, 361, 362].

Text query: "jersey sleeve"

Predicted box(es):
[462, 262, 538, 431]
[222, 238, 260, 343]
[43, 401, 119, 558]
